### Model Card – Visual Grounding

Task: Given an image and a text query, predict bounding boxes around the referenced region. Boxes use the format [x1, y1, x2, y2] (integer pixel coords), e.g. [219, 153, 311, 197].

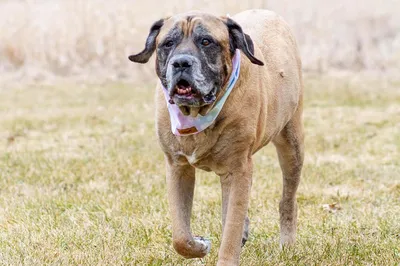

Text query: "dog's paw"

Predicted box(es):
[193, 236, 211, 255]
[279, 234, 296, 249]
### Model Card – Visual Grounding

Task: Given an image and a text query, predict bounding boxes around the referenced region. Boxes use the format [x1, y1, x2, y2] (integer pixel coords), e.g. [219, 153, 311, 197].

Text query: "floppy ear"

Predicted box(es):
[225, 18, 264, 66]
[128, 19, 164, 64]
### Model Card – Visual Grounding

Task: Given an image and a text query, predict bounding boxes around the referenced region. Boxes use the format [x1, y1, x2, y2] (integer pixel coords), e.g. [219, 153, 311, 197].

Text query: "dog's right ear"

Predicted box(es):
[128, 19, 164, 64]
[224, 17, 264, 66]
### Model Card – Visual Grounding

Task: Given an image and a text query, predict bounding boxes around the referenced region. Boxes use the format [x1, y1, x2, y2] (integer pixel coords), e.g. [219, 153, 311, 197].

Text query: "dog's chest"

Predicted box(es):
[177, 151, 199, 165]
[176, 150, 226, 174]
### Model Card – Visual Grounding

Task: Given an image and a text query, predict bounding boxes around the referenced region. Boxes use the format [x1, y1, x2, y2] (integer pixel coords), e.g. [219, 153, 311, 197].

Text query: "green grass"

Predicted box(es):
[0, 76, 399, 265]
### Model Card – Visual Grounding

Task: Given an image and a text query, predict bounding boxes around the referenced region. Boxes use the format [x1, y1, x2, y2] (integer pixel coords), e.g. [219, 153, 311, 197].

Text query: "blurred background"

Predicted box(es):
[0, 0, 399, 85]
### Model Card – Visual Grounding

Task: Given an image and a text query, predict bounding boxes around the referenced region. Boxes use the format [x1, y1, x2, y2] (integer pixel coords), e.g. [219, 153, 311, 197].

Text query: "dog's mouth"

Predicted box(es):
[168, 78, 218, 117]
[171, 79, 216, 102]
[175, 79, 199, 98]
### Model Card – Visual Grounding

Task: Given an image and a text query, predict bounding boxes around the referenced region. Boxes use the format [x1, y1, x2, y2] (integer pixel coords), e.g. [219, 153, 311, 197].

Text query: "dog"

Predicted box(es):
[129, 9, 304, 265]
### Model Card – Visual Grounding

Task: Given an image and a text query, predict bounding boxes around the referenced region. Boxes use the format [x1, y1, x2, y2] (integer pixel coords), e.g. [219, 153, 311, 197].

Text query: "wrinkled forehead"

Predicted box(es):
[158, 13, 229, 43]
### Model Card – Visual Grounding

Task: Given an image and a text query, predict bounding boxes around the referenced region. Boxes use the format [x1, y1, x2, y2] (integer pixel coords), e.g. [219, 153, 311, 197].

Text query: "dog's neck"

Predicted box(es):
[161, 50, 241, 136]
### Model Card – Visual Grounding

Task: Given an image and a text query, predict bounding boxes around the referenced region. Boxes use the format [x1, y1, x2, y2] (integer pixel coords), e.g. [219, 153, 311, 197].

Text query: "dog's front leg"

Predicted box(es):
[165, 156, 211, 259]
[218, 158, 253, 266]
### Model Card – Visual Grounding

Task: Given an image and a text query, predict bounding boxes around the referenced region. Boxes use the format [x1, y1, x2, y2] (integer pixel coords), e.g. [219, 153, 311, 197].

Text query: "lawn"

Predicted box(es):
[0, 75, 399, 265]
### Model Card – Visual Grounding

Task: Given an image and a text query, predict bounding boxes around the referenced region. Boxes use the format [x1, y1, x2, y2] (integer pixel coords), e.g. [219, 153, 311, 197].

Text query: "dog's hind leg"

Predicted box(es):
[272, 106, 304, 247]
[165, 156, 211, 258]
[241, 216, 250, 247]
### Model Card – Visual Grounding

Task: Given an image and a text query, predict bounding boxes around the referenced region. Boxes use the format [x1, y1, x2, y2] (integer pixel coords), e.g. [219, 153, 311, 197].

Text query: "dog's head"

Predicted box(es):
[129, 12, 263, 115]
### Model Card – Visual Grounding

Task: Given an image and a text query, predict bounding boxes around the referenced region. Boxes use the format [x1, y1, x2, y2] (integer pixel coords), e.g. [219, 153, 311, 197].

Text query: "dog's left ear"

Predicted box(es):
[225, 18, 264, 66]
[128, 19, 164, 64]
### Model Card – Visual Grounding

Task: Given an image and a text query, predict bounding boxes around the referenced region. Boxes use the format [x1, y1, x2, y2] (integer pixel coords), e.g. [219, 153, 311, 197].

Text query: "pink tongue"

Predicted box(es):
[177, 85, 192, 95]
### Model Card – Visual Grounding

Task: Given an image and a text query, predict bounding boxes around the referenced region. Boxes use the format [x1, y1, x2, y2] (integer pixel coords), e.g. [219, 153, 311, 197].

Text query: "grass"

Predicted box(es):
[0, 75, 399, 265]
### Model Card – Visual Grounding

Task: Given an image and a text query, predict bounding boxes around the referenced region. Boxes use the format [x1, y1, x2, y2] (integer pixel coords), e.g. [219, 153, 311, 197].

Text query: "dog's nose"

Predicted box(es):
[171, 56, 193, 71]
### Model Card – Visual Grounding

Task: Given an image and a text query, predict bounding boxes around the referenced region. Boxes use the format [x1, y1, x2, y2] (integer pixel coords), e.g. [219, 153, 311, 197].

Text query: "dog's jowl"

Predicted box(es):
[129, 9, 304, 266]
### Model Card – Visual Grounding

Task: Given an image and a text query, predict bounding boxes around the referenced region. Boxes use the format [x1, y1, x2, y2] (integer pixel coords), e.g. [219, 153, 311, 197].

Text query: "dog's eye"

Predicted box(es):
[164, 40, 174, 48]
[201, 38, 211, 46]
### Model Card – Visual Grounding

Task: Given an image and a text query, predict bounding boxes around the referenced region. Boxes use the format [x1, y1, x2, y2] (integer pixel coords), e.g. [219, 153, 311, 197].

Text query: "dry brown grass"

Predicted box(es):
[0, 0, 399, 83]
[0, 75, 399, 265]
